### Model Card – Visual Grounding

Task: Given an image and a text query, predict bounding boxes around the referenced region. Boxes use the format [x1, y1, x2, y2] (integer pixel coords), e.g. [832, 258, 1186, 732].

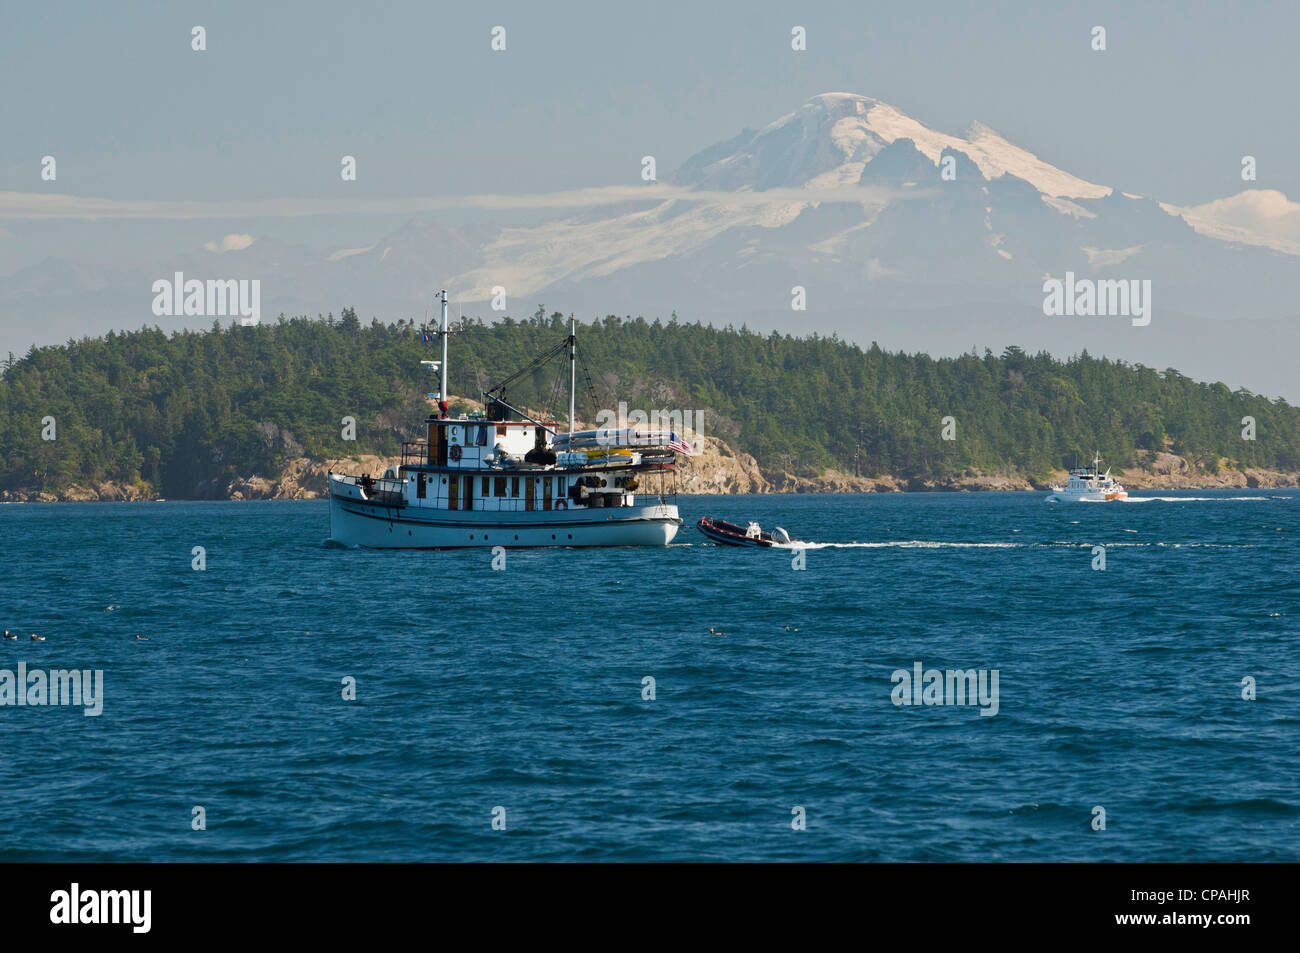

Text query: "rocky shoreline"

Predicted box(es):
[3, 442, 1297, 503]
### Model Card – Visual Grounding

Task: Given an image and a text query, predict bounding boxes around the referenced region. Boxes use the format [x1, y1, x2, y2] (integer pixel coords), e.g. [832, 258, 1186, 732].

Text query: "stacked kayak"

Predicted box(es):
[553, 428, 672, 449]
[557, 448, 635, 468]
[557, 428, 692, 452]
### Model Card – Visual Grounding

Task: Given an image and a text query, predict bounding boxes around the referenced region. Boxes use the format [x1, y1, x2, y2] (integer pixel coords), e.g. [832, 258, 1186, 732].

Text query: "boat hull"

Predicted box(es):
[696, 516, 782, 547]
[329, 487, 681, 549]
[1046, 489, 1128, 502]
[698, 525, 771, 547]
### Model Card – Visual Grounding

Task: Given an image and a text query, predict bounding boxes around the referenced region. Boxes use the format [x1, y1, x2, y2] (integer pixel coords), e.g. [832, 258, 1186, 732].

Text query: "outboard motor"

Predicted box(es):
[770, 527, 792, 544]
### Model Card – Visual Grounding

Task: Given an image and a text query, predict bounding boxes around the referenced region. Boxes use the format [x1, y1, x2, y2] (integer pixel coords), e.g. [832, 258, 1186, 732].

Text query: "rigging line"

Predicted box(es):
[454, 303, 479, 399]
[456, 315, 488, 404]
[546, 361, 568, 424]
[577, 353, 604, 423]
[486, 339, 568, 396]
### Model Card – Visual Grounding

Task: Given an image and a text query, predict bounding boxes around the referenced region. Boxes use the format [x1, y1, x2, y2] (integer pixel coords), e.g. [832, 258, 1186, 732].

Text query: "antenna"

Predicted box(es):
[439, 289, 449, 406]
[568, 315, 577, 438]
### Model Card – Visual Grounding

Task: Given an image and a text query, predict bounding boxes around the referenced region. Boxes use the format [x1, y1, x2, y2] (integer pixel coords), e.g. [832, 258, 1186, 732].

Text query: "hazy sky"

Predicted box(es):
[2, 0, 1297, 265]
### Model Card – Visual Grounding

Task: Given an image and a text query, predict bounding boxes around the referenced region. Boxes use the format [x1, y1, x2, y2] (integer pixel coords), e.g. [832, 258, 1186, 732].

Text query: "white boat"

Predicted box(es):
[327, 292, 684, 548]
[1046, 454, 1128, 502]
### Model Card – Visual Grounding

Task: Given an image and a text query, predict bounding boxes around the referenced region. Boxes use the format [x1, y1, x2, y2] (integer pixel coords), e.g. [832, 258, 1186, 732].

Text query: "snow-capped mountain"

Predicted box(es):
[673, 92, 1111, 198]
[410, 91, 1300, 331]
[5, 92, 1300, 399]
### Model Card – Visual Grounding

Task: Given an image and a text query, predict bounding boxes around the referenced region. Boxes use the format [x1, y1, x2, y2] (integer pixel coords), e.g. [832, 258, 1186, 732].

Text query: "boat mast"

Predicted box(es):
[568, 315, 576, 438]
[439, 289, 449, 405]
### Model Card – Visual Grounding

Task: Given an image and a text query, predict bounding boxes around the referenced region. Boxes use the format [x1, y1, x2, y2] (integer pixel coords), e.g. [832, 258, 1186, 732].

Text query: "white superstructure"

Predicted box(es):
[1046, 454, 1128, 502]
[328, 292, 685, 548]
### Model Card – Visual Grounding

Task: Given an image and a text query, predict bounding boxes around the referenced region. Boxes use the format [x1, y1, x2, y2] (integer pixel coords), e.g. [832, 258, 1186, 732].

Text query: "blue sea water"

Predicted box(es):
[0, 490, 1297, 862]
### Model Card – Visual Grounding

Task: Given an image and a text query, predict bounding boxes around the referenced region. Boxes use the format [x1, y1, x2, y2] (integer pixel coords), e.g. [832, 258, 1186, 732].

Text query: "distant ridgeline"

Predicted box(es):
[2, 308, 1299, 497]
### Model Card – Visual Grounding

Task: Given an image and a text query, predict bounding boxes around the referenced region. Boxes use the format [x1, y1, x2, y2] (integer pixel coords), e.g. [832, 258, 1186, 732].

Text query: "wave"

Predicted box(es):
[1173, 797, 1299, 816]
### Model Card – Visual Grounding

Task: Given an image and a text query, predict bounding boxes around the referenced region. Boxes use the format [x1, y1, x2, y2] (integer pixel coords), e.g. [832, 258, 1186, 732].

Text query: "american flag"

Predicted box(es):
[667, 432, 696, 456]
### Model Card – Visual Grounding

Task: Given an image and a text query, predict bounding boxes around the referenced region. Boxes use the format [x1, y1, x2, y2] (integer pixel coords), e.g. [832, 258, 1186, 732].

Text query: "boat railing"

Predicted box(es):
[362, 475, 407, 505]
[401, 441, 429, 467]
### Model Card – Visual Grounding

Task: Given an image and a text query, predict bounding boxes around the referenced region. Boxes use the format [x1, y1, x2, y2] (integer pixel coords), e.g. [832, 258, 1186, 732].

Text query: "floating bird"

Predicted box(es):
[3, 631, 15, 640]
[105, 605, 120, 612]
[784, 625, 800, 632]
[708, 626, 725, 636]
[134, 634, 150, 641]
[30, 634, 45, 642]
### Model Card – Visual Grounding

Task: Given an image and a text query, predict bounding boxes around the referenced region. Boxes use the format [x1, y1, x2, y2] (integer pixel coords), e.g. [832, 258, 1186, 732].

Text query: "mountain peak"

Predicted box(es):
[964, 119, 1004, 141]
[674, 92, 1110, 199]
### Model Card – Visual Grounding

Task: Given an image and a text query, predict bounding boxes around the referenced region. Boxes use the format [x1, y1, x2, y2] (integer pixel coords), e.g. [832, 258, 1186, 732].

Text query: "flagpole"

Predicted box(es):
[568, 315, 576, 438]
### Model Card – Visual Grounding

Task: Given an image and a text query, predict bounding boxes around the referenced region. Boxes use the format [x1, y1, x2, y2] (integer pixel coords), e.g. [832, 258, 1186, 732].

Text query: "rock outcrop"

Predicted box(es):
[3, 445, 1298, 502]
[676, 434, 771, 494]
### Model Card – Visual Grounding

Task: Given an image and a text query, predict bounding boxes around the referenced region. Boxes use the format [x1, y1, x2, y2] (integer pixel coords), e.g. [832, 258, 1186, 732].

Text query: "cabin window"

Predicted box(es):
[476, 425, 489, 446]
[417, 474, 426, 499]
[511, 477, 520, 497]
[496, 424, 507, 437]
[494, 476, 507, 496]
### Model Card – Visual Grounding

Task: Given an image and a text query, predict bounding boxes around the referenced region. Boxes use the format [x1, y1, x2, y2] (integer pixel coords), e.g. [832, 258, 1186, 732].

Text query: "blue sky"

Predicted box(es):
[2, 0, 1298, 271]
[3, 1, 1298, 398]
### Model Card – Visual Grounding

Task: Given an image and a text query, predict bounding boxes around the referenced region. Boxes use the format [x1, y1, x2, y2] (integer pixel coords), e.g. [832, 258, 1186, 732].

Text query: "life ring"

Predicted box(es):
[449, 445, 462, 462]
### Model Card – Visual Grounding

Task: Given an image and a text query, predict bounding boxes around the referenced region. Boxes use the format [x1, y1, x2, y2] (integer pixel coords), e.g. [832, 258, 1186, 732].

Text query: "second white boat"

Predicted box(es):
[1046, 454, 1128, 502]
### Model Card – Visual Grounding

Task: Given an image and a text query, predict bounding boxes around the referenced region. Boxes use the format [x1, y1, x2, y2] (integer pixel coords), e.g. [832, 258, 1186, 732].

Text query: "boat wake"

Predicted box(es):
[781, 540, 1029, 550]
[1121, 495, 1276, 503]
[767, 539, 1250, 550]
[322, 538, 360, 550]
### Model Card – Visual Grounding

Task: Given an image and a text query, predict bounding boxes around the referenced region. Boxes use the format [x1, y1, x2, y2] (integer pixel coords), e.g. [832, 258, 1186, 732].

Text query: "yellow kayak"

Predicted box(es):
[573, 447, 633, 459]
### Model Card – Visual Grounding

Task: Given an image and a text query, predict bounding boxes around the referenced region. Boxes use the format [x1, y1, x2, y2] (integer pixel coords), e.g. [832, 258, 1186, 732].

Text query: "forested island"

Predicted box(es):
[2, 308, 1298, 500]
